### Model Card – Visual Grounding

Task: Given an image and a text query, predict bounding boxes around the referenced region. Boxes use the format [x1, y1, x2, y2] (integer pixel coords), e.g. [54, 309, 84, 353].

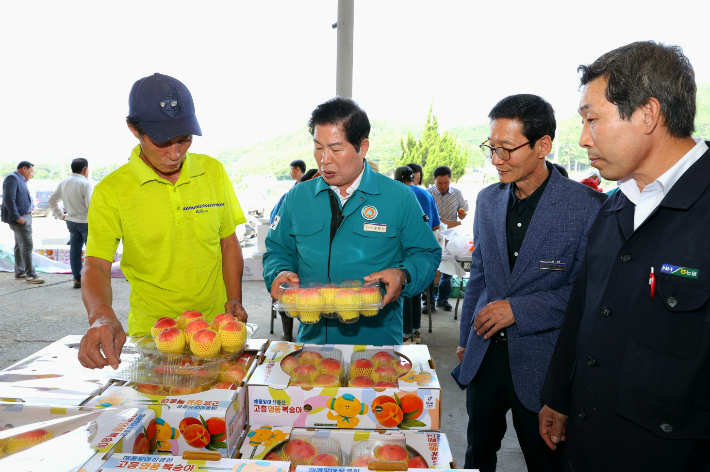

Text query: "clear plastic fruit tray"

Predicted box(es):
[274, 280, 384, 325]
[107, 323, 256, 388]
[135, 322, 256, 360]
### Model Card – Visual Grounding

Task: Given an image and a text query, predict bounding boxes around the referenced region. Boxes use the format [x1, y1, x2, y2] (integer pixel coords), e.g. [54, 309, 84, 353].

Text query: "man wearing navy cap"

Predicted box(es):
[78, 73, 248, 370]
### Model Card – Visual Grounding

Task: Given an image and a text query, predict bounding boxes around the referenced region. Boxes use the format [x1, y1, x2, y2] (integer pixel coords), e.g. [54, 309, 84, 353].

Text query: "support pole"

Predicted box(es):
[336, 0, 354, 98]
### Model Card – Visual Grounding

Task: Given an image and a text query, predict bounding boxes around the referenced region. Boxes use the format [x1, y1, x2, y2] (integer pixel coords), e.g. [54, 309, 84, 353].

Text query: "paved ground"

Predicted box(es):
[0, 214, 526, 470]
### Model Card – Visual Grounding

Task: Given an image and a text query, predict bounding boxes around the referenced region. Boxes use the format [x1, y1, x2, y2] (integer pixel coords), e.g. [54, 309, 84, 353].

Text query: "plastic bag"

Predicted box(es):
[439, 226, 474, 257]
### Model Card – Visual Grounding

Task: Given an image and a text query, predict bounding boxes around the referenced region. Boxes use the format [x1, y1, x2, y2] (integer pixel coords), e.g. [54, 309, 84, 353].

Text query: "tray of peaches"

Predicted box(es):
[274, 280, 383, 325]
[135, 311, 254, 361]
[281, 349, 411, 388]
[263, 434, 431, 470]
[110, 348, 256, 389]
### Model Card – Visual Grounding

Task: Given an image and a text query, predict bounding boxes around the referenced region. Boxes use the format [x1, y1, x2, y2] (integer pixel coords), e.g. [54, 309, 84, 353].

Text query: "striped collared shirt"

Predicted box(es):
[426, 185, 468, 221]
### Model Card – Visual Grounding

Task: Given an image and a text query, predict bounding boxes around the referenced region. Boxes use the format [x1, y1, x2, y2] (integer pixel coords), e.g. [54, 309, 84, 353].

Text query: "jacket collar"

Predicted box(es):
[314, 159, 381, 197]
[129, 144, 204, 186]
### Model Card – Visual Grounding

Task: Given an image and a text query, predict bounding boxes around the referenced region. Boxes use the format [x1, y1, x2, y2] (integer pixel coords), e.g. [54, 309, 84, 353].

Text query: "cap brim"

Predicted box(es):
[140, 115, 202, 143]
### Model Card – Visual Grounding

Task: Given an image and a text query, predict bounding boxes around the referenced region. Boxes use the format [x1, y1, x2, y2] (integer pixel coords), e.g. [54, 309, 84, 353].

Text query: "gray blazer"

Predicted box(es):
[458, 166, 607, 411]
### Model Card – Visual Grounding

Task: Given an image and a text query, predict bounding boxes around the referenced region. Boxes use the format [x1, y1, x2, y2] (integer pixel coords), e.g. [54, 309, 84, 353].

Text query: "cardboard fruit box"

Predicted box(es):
[0, 402, 155, 471]
[84, 357, 258, 458]
[100, 453, 290, 471]
[238, 425, 456, 470]
[247, 342, 440, 430]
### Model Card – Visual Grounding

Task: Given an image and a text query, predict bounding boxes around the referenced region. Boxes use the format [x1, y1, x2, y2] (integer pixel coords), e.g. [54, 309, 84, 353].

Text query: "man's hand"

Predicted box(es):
[225, 299, 248, 322]
[474, 300, 515, 338]
[78, 315, 126, 369]
[364, 268, 404, 306]
[456, 346, 466, 362]
[270, 271, 300, 300]
[458, 209, 468, 220]
[16, 217, 25, 224]
[539, 405, 568, 450]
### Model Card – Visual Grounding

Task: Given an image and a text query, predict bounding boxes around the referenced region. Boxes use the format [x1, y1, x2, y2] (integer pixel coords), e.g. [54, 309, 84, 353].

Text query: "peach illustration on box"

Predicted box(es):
[371, 393, 426, 429]
[326, 393, 368, 428]
[400, 369, 436, 386]
[94, 390, 135, 408]
[132, 418, 158, 453]
[174, 415, 227, 452]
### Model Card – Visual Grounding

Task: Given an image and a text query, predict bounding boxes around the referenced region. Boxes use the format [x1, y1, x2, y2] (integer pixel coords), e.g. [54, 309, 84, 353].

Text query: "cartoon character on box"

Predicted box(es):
[234, 460, 282, 472]
[155, 418, 180, 451]
[246, 425, 288, 459]
[327, 393, 368, 428]
[401, 370, 436, 386]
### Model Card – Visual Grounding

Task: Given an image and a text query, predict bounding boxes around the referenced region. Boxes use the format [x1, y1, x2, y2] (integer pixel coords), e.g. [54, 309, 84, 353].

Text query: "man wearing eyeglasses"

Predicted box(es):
[456, 94, 606, 472]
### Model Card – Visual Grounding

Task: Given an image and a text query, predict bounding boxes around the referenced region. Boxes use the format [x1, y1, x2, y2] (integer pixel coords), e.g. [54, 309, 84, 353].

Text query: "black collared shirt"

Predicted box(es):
[506, 162, 552, 271]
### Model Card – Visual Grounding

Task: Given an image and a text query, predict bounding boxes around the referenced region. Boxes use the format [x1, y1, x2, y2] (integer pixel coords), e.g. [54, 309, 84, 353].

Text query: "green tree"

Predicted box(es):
[398, 104, 468, 187]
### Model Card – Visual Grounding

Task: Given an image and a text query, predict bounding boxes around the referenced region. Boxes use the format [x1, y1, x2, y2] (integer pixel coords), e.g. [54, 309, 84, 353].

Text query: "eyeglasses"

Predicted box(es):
[479, 140, 530, 161]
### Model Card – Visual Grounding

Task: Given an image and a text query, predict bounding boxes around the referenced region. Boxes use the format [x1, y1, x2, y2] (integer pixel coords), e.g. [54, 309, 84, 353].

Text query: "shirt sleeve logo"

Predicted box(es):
[361, 206, 378, 220]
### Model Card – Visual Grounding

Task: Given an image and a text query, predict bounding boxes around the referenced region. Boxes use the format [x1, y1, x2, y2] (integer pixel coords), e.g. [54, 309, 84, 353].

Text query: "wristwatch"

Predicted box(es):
[399, 267, 411, 288]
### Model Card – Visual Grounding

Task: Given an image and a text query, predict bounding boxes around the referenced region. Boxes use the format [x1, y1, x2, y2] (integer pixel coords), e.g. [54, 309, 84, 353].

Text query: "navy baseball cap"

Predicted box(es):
[128, 73, 202, 143]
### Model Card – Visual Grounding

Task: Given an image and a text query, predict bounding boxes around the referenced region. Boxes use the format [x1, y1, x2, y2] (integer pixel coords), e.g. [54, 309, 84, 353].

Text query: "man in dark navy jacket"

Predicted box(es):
[539, 41, 710, 471]
[1, 161, 44, 283]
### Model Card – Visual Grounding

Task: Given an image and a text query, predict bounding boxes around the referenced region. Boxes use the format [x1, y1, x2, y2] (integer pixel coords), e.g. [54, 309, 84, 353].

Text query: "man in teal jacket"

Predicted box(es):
[264, 97, 441, 345]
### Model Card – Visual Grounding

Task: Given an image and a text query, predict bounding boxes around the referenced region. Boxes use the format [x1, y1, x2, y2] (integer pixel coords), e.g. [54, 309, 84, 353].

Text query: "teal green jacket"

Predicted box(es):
[263, 162, 441, 345]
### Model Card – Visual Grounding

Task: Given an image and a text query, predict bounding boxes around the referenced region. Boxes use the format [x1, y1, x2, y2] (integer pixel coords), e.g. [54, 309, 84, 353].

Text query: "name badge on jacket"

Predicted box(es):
[364, 223, 386, 233]
[539, 261, 566, 271]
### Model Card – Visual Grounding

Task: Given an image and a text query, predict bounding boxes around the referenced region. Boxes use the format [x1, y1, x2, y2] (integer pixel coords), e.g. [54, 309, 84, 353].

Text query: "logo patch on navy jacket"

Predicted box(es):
[660, 264, 699, 279]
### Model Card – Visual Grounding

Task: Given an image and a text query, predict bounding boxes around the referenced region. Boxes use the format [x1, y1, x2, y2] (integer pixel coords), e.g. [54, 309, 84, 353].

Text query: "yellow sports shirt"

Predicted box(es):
[86, 145, 246, 336]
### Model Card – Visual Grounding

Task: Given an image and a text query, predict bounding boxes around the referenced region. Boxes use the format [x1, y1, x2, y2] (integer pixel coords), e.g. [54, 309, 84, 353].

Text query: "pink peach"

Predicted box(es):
[350, 376, 376, 387]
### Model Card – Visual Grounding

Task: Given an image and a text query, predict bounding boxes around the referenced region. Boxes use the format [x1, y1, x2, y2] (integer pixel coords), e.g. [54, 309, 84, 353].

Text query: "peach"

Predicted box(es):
[189, 329, 221, 358]
[212, 313, 231, 325]
[395, 360, 412, 372]
[374, 365, 397, 378]
[133, 433, 150, 453]
[4, 429, 53, 455]
[179, 417, 202, 435]
[350, 455, 377, 467]
[408, 456, 428, 468]
[151, 317, 177, 339]
[313, 373, 339, 386]
[185, 319, 211, 343]
[350, 376, 375, 387]
[147, 418, 157, 441]
[371, 395, 397, 410]
[293, 364, 317, 376]
[311, 453, 339, 466]
[400, 394, 424, 419]
[375, 381, 397, 388]
[264, 451, 282, 461]
[280, 356, 300, 372]
[219, 360, 237, 372]
[299, 351, 323, 362]
[155, 327, 186, 354]
[296, 289, 322, 324]
[215, 314, 237, 330]
[237, 352, 254, 367]
[351, 358, 374, 370]
[183, 423, 210, 449]
[375, 443, 408, 461]
[283, 439, 317, 461]
[221, 321, 247, 352]
[212, 381, 236, 390]
[374, 402, 404, 428]
[206, 417, 226, 438]
[134, 383, 164, 395]
[371, 351, 395, 364]
[320, 357, 342, 372]
[223, 365, 246, 384]
[178, 310, 205, 329]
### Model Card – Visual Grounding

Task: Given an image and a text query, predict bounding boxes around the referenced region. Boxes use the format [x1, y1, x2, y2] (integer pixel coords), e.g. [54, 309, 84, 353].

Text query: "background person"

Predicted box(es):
[394, 165, 440, 344]
[458, 94, 606, 472]
[425, 165, 468, 312]
[407, 162, 423, 186]
[1, 161, 43, 284]
[48, 158, 93, 288]
[289, 159, 305, 182]
[264, 97, 441, 345]
[78, 73, 247, 370]
[540, 41, 710, 472]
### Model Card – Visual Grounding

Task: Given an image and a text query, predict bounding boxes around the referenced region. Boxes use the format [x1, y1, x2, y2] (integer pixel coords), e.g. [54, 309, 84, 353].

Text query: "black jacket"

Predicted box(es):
[1, 171, 33, 224]
[541, 142, 710, 472]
